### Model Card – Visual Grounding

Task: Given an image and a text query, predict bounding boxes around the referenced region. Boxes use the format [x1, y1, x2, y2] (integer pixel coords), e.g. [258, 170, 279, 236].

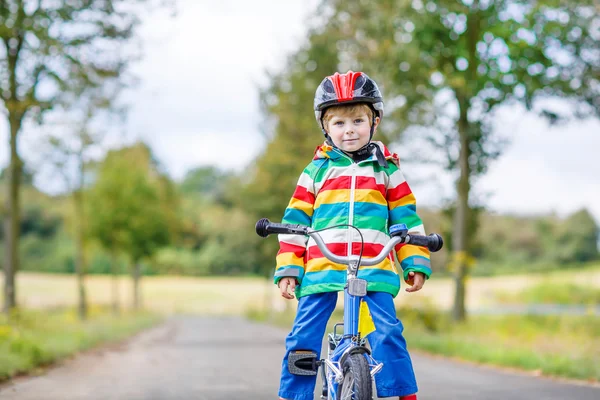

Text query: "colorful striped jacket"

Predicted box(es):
[275, 141, 431, 298]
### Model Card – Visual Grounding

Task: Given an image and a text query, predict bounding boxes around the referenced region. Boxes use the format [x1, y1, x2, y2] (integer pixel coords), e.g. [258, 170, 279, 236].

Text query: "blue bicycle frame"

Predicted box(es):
[323, 267, 383, 398]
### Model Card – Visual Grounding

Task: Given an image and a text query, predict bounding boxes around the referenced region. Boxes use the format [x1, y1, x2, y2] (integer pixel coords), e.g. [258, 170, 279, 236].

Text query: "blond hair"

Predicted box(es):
[322, 103, 374, 129]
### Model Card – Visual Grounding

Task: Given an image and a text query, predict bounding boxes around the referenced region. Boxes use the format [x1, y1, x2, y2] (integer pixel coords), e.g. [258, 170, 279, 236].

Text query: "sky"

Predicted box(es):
[1, 0, 599, 223]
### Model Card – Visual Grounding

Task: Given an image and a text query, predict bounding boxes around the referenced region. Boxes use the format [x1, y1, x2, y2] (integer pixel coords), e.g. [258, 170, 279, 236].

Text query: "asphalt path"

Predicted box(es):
[0, 316, 598, 400]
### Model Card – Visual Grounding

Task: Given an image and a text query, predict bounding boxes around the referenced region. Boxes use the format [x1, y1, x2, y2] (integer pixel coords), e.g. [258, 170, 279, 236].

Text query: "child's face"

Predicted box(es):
[326, 110, 379, 152]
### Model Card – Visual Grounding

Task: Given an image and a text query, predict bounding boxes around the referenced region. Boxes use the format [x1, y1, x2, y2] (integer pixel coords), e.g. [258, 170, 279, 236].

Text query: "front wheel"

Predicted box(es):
[337, 353, 372, 400]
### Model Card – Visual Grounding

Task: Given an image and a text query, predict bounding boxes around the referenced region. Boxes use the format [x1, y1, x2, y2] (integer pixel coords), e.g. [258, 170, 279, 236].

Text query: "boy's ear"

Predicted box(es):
[373, 116, 381, 132]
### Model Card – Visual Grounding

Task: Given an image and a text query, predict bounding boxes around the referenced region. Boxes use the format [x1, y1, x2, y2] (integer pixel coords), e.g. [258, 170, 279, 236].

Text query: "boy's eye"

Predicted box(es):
[334, 121, 344, 126]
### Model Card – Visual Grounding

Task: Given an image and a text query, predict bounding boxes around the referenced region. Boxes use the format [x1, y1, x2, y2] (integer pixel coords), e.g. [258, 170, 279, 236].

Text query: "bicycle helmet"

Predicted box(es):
[314, 71, 384, 136]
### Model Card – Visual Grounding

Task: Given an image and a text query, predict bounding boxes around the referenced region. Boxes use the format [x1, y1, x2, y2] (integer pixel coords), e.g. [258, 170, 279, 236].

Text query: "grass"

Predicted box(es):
[492, 281, 600, 305]
[0, 307, 162, 382]
[400, 310, 600, 382]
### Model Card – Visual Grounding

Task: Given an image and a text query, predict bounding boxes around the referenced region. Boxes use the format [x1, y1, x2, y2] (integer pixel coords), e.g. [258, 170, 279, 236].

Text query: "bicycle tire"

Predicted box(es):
[337, 353, 372, 400]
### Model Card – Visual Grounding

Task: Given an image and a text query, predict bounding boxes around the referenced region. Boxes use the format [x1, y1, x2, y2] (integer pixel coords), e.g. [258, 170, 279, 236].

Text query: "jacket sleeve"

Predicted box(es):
[386, 165, 432, 281]
[274, 168, 316, 285]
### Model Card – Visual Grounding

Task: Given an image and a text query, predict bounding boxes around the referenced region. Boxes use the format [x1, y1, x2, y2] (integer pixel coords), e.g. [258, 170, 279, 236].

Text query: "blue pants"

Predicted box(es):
[279, 291, 418, 400]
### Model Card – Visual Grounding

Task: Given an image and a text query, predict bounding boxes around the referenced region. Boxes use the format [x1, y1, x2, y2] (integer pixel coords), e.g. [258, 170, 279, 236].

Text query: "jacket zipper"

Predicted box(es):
[348, 163, 357, 258]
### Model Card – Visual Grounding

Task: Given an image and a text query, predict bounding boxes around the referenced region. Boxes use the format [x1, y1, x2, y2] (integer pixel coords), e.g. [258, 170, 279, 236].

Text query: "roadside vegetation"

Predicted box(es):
[248, 304, 600, 383]
[0, 307, 161, 383]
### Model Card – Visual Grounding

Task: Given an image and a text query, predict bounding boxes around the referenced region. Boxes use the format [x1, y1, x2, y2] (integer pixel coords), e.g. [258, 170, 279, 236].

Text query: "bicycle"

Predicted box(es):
[255, 218, 443, 400]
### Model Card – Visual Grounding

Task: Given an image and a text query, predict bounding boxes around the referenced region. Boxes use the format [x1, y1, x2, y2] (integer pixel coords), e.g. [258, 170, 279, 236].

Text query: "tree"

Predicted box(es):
[0, 0, 149, 312]
[555, 209, 599, 263]
[87, 142, 178, 310]
[267, 0, 599, 320]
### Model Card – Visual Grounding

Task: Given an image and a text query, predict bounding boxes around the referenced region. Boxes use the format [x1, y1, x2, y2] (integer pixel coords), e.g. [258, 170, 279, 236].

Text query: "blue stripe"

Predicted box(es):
[354, 202, 388, 219]
[283, 208, 312, 225]
[357, 269, 400, 286]
[389, 204, 417, 222]
[313, 202, 349, 221]
[302, 270, 346, 286]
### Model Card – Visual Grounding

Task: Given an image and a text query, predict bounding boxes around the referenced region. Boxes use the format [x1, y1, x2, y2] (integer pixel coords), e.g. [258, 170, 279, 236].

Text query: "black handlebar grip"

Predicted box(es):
[255, 218, 271, 237]
[255, 218, 309, 237]
[407, 233, 444, 252]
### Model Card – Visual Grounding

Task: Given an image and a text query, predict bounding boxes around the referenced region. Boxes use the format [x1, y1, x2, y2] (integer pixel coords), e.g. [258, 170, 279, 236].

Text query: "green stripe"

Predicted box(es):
[391, 213, 422, 229]
[402, 266, 432, 280]
[373, 162, 398, 175]
[296, 282, 400, 298]
[304, 159, 327, 176]
[352, 214, 388, 233]
[312, 215, 348, 230]
[297, 282, 345, 297]
[312, 214, 388, 233]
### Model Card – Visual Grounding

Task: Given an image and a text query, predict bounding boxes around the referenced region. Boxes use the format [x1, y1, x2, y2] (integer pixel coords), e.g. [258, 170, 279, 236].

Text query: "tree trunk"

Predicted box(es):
[73, 188, 88, 320]
[3, 115, 23, 314]
[111, 252, 120, 314]
[452, 95, 472, 322]
[132, 262, 142, 310]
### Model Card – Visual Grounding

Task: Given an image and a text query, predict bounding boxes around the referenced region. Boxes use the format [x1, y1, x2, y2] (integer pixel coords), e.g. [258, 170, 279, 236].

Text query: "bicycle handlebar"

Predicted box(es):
[255, 218, 443, 266]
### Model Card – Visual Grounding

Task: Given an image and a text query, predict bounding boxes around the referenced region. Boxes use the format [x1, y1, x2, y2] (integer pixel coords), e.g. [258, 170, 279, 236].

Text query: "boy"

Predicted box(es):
[275, 71, 431, 400]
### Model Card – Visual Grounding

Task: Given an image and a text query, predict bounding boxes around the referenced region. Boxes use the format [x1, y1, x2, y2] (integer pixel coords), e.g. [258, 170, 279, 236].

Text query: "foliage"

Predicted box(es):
[86, 142, 179, 263]
[179, 166, 231, 202]
[6, 170, 598, 277]
[0, 0, 170, 311]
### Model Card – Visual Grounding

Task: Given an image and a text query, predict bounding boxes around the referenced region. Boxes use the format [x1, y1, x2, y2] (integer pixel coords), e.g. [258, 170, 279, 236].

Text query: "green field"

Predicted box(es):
[3, 266, 599, 314]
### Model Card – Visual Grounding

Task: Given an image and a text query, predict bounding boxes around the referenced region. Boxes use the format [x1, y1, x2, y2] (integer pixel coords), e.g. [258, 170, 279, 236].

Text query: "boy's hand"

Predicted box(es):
[405, 271, 425, 293]
[278, 277, 297, 300]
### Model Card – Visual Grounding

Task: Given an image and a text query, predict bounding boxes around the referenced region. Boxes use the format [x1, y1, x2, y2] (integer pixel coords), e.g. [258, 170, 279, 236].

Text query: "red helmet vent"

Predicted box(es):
[330, 71, 362, 102]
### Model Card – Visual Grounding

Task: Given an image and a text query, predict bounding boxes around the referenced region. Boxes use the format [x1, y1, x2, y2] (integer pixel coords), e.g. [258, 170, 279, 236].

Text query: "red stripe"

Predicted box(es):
[356, 176, 386, 197]
[387, 181, 412, 202]
[320, 176, 351, 192]
[394, 242, 406, 253]
[307, 242, 393, 260]
[292, 185, 314, 204]
[278, 242, 306, 257]
[320, 176, 385, 197]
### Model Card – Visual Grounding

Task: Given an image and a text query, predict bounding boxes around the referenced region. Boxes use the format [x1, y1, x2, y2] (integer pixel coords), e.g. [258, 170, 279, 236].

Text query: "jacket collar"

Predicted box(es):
[312, 141, 400, 167]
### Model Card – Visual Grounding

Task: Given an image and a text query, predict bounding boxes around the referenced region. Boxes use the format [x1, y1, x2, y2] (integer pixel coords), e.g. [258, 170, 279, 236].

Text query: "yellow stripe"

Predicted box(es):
[399, 244, 430, 260]
[361, 258, 396, 272]
[288, 198, 314, 217]
[306, 258, 347, 273]
[315, 188, 387, 207]
[277, 252, 304, 267]
[354, 189, 386, 205]
[315, 189, 349, 207]
[388, 193, 416, 209]
[307, 257, 396, 272]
